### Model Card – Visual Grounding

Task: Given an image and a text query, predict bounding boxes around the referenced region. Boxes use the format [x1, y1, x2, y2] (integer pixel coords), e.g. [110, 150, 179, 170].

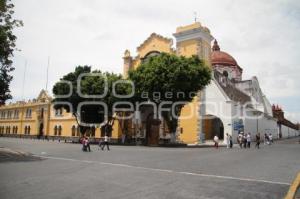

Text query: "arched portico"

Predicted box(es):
[203, 114, 224, 140]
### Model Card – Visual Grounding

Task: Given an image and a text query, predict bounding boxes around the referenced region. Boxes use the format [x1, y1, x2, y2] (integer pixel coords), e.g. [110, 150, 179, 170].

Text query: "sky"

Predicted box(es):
[9, 0, 300, 122]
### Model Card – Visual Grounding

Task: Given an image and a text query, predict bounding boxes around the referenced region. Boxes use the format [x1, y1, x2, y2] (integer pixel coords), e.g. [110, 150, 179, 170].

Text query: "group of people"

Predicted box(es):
[213, 134, 233, 149]
[237, 132, 255, 149]
[81, 135, 111, 152]
[81, 121, 113, 152]
[213, 132, 274, 149]
[264, 133, 273, 145]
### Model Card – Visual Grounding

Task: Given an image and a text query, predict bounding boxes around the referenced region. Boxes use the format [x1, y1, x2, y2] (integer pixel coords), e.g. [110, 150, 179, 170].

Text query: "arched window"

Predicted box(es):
[58, 125, 62, 136]
[15, 126, 18, 134]
[24, 126, 27, 134]
[7, 126, 11, 134]
[54, 125, 58, 136]
[223, 70, 229, 78]
[142, 51, 161, 63]
[71, 125, 76, 136]
[27, 126, 31, 135]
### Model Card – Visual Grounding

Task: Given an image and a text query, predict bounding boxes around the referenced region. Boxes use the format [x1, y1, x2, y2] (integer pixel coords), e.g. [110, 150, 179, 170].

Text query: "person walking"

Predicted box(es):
[213, 135, 219, 149]
[86, 137, 91, 152]
[238, 134, 243, 148]
[121, 133, 126, 144]
[247, 133, 251, 148]
[226, 133, 230, 149]
[269, 133, 273, 145]
[243, 133, 247, 148]
[255, 133, 261, 149]
[98, 138, 103, 150]
[229, 135, 233, 148]
[264, 133, 269, 145]
[82, 137, 87, 152]
[101, 134, 110, 151]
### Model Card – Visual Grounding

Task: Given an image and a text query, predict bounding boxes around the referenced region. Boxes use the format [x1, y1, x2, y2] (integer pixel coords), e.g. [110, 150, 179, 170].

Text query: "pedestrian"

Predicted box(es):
[82, 137, 87, 152]
[101, 134, 110, 151]
[121, 133, 126, 144]
[238, 134, 243, 148]
[98, 138, 103, 150]
[243, 133, 247, 148]
[86, 137, 91, 152]
[226, 133, 230, 149]
[255, 133, 260, 149]
[269, 133, 273, 145]
[247, 133, 251, 148]
[213, 135, 219, 149]
[264, 133, 269, 145]
[229, 135, 233, 148]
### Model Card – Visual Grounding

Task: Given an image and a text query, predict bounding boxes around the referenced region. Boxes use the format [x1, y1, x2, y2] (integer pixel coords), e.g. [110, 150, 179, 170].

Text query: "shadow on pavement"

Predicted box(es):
[0, 147, 43, 163]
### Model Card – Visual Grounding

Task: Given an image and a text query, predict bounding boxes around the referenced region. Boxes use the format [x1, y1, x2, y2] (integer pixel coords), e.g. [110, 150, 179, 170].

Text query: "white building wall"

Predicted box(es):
[281, 125, 300, 138]
[243, 110, 278, 141]
[204, 78, 299, 143]
[205, 80, 233, 142]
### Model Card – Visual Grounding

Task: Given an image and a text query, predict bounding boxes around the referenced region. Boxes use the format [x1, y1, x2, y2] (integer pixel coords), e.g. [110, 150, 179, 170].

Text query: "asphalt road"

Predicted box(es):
[0, 137, 299, 199]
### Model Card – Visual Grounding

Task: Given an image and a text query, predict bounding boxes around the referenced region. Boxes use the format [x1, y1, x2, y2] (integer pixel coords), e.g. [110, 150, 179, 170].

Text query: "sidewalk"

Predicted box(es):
[187, 140, 228, 148]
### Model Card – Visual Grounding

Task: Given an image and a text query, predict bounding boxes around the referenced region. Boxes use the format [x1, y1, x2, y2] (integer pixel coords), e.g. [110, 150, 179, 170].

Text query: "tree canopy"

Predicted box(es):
[52, 65, 132, 134]
[0, 0, 23, 105]
[128, 52, 211, 134]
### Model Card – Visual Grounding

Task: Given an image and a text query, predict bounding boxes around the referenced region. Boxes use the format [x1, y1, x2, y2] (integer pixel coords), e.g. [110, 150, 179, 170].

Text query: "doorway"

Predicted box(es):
[203, 115, 224, 140]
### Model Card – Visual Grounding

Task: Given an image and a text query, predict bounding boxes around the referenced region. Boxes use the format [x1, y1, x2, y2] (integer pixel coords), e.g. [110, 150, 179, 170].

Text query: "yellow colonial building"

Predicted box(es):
[0, 22, 214, 144]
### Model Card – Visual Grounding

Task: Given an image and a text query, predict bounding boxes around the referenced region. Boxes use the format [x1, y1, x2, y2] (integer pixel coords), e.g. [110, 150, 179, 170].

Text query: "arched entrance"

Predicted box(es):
[145, 112, 160, 146]
[39, 123, 44, 137]
[203, 115, 224, 140]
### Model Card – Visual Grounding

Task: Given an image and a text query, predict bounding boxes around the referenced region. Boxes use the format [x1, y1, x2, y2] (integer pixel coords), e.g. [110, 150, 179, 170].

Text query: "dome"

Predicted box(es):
[211, 40, 238, 66]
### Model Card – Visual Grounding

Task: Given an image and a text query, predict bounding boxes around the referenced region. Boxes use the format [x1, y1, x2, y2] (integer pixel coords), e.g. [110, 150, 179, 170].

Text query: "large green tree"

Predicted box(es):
[0, 0, 23, 105]
[128, 53, 211, 137]
[52, 66, 132, 135]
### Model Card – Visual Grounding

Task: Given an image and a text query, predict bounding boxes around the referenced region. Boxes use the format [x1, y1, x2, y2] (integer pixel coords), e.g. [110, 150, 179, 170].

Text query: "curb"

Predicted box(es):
[285, 172, 300, 199]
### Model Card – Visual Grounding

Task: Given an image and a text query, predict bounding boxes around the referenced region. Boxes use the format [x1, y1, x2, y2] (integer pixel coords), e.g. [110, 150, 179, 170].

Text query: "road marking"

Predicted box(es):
[285, 172, 300, 199]
[33, 154, 290, 186]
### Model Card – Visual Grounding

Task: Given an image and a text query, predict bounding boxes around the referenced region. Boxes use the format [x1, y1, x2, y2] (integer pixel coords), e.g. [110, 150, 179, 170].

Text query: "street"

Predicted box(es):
[0, 137, 299, 199]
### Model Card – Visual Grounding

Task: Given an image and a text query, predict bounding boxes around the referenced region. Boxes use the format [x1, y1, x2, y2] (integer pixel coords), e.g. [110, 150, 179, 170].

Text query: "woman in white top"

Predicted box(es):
[213, 135, 219, 149]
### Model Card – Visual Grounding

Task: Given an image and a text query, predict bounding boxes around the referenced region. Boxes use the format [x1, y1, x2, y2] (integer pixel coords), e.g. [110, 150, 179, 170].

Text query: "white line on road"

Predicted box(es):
[33, 155, 291, 186]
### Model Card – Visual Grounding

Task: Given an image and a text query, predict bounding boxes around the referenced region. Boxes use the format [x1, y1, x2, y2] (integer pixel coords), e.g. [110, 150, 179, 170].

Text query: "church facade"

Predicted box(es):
[122, 22, 299, 144]
[0, 22, 299, 144]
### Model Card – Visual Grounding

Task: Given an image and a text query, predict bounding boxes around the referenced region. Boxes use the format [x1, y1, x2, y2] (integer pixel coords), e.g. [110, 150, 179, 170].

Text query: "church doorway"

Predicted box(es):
[139, 105, 161, 146]
[203, 115, 224, 140]
[38, 123, 44, 138]
[145, 113, 160, 146]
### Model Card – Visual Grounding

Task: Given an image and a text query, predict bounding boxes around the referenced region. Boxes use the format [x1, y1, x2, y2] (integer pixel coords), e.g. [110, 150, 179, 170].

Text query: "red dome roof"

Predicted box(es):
[211, 40, 238, 66]
[211, 51, 238, 66]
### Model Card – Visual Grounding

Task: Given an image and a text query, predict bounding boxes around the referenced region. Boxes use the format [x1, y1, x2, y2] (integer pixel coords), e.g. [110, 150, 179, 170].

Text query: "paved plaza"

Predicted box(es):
[0, 137, 299, 199]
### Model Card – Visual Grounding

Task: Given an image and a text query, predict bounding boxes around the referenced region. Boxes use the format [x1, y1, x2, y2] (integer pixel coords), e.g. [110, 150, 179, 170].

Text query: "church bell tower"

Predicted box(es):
[173, 22, 214, 64]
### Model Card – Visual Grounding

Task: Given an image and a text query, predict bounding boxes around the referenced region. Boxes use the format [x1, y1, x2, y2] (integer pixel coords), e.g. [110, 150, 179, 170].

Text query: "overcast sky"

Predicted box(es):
[9, 0, 300, 122]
